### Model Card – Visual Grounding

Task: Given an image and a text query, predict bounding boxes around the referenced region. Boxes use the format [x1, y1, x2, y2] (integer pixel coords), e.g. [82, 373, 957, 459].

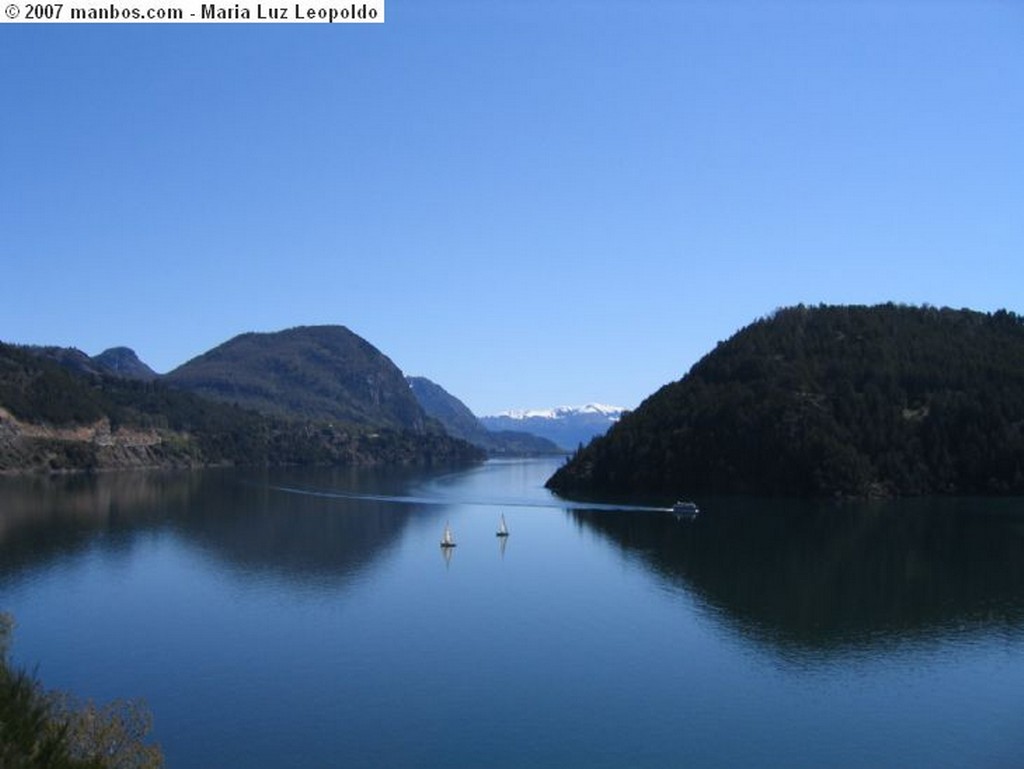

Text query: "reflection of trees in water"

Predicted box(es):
[0, 471, 193, 577]
[0, 466, 434, 587]
[570, 498, 1024, 654]
[173, 469, 416, 583]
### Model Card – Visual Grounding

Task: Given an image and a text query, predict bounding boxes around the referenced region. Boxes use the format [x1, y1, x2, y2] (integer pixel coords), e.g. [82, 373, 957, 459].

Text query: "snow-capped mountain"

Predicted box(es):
[496, 403, 625, 421]
[479, 403, 627, 451]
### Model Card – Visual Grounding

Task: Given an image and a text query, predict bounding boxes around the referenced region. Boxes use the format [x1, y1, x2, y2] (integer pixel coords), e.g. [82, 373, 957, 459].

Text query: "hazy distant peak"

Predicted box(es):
[24, 344, 157, 381]
[479, 403, 627, 451]
[493, 404, 627, 420]
[406, 375, 561, 456]
[93, 346, 158, 380]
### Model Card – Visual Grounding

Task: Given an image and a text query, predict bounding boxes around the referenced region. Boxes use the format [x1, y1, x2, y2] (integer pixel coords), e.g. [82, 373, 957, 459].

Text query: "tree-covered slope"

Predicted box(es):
[0, 342, 482, 473]
[547, 304, 1024, 499]
[165, 326, 427, 430]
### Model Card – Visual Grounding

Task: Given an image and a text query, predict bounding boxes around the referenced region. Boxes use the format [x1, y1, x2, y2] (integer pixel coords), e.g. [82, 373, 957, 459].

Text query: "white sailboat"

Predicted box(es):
[440, 521, 457, 548]
[496, 513, 509, 537]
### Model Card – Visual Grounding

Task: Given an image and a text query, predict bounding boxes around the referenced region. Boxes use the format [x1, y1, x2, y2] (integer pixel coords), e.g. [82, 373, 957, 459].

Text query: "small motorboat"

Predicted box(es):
[672, 500, 700, 518]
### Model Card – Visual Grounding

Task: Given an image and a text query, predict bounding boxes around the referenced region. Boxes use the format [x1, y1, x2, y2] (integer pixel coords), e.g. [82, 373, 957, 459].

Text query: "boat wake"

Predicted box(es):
[267, 484, 674, 514]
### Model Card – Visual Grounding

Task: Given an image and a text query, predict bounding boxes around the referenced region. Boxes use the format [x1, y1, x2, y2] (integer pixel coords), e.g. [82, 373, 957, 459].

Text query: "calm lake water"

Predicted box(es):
[2, 458, 1024, 768]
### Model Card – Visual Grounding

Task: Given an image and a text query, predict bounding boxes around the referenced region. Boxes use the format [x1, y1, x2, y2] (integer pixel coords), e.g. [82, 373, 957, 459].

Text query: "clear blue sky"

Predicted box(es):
[2, 1, 1022, 415]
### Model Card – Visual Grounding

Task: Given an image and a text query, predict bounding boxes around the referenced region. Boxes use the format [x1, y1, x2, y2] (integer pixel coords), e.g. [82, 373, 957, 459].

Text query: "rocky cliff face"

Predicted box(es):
[0, 406, 195, 473]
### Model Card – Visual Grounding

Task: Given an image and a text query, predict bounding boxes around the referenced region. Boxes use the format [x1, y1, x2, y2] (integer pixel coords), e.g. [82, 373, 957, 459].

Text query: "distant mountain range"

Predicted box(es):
[2, 324, 593, 474]
[18, 334, 620, 455]
[480, 403, 626, 450]
[407, 377, 561, 456]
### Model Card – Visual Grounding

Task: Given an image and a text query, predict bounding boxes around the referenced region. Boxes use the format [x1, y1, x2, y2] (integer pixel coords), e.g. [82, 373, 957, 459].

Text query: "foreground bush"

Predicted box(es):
[0, 613, 162, 769]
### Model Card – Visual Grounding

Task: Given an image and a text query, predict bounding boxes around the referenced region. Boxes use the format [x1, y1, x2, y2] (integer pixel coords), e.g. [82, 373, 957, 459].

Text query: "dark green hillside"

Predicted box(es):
[0, 342, 482, 473]
[1, 345, 107, 425]
[165, 326, 426, 430]
[547, 304, 1024, 499]
[27, 346, 106, 379]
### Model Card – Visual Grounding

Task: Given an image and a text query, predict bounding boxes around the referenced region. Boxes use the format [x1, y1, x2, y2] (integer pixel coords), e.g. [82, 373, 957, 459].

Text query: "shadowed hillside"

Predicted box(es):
[165, 326, 427, 430]
[548, 304, 1024, 499]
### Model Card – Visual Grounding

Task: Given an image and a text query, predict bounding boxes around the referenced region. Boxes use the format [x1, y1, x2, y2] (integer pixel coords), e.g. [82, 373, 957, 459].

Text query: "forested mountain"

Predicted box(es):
[547, 304, 1024, 499]
[407, 376, 561, 456]
[0, 341, 482, 473]
[165, 326, 426, 430]
[92, 346, 158, 380]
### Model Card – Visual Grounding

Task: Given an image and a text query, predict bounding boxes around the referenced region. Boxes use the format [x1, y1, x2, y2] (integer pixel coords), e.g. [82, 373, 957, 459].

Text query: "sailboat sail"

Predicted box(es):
[441, 522, 456, 547]
[496, 514, 509, 537]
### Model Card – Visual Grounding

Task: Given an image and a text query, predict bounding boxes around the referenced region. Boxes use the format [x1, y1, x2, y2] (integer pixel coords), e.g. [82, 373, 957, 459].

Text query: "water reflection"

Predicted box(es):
[0, 471, 192, 577]
[0, 466, 436, 587]
[440, 542, 455, 569]
[570, 497, 1024, 653]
